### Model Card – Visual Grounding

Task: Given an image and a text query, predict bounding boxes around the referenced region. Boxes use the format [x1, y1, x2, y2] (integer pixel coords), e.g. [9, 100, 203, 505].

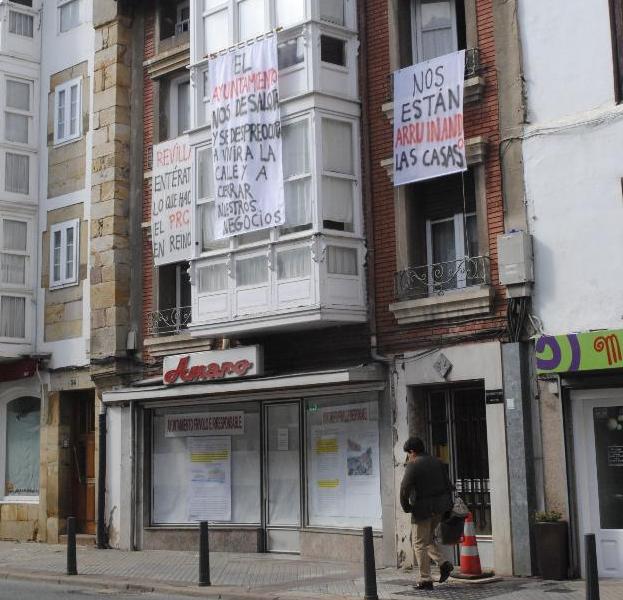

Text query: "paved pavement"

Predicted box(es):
[0, 541, 621, 600]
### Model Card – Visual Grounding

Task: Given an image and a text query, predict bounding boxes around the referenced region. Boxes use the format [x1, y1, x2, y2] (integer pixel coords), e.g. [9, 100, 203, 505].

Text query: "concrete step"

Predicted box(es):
[59, 534, 96, 547]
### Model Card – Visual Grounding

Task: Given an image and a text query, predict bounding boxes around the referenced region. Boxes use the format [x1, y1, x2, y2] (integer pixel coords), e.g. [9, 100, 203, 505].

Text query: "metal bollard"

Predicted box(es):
[363, 526, 379, 600]
[198, 521, 211, 586]
[585, 534, 600, 600]
[67, 516, 77, 576]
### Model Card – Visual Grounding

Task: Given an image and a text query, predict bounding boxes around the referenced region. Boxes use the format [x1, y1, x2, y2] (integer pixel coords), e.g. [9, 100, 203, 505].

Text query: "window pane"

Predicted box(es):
[236, 255, 267, 286]
[322, 120, 353, 174]
[0, 255, 25, 285]
[320, 0, 344, 25]
[5, 397, 40, 496]
[431, 219, 456, 264]
[465, 214, 478, 258]
[204, 0, 225, 9]
[200, 203, 228, 252]
[57, 89, 65, 140]
[284, 179, 312, 229]
[6, 80, 30, 111]
[5, 113, 28, 143]
[9, 11, 33, 37]
[322, 177, 353, 232]
[278, 37, 304, 70]
[5, 153, 29, 194]
[177, 80, 190, 135]
[419, 0, 455, 60]
[0, 295, 25, 338]
[198, 263, 228, 293]
[11, 0, 33, 7]
[66, 226, 75, 280]
[60, 0, 80, 32]
[197, 148, 213, 199]
[277, 247, 310, 279]
[70, 84, 79, 136]
[321, 36, 346, 66]
[421, 0, 452, 30]
[282, 120, 309, 178]
[238, 0, 264, 41]
[275, 0, 304, 28]
[3, 219, 27, 251]
[327, 246, 357, 275]
[204, 9, 229, 54]
[53, 230, 61, 282]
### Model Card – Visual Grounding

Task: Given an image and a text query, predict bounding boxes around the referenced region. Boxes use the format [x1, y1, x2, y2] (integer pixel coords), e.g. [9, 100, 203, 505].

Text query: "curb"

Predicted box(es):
[0, 569, 355, 600]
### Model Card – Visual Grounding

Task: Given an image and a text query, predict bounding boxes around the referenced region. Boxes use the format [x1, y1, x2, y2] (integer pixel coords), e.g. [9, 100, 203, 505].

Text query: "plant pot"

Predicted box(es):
[534, 521, 569, 580]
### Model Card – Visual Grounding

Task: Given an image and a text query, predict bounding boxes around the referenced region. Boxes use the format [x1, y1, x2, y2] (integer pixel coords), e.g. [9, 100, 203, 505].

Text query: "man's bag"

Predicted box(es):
[438, 496, 469, 545]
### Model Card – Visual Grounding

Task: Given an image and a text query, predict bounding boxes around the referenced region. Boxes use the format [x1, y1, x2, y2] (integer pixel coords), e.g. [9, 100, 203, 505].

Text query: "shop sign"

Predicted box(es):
[165, 412, 244, 438]
[536, 329, 623, 374]
[163, 346, 263, 385]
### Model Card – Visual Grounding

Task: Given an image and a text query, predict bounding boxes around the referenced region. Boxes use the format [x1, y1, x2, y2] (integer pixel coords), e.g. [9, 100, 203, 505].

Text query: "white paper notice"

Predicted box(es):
[393, 50, 466, 185]
[208, 36, 285, 238]
[311, 426, 344, 517]
[188, 436, 232, 522]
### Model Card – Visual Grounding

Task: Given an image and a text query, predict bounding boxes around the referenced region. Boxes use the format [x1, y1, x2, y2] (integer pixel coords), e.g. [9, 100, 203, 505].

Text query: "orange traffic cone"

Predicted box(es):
[459, 512, 482, 576]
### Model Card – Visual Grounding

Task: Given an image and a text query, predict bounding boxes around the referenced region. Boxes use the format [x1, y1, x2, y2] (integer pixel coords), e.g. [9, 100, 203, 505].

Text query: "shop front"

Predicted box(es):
[536, 329, 623, 578]
[102, 349, 393, 564]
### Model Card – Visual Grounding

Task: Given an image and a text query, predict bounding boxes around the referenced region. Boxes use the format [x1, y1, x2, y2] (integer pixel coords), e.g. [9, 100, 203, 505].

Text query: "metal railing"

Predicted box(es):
[395, 255, 490, 300]
[147, 306, 192, 336]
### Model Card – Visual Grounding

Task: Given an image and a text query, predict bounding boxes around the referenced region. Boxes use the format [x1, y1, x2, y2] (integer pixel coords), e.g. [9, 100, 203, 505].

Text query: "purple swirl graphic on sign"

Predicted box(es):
[568, 334, 581, 371]
[536, 336, 562, 371]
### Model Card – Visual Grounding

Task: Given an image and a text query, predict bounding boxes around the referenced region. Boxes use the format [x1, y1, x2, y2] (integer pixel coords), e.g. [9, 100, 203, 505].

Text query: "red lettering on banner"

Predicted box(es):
[164, 356, 253, 384]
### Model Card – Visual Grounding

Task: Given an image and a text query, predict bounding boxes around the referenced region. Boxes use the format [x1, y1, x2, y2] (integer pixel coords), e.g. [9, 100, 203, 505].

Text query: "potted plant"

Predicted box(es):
[534, 510, 569, 580]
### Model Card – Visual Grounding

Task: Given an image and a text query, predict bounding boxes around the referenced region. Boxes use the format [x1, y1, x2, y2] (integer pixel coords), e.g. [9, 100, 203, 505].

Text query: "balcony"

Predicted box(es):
[147, 306, 192, 336]
[390, 256, 494, 325]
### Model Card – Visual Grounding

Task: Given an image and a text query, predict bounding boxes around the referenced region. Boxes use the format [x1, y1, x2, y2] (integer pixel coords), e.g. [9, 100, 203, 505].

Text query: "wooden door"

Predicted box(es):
[71, 395, 96, 535]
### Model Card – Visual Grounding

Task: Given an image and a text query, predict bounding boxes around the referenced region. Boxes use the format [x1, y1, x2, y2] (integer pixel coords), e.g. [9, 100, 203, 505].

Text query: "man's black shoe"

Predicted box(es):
[439, 561, 454, 583]
[414, 581, 434, 590]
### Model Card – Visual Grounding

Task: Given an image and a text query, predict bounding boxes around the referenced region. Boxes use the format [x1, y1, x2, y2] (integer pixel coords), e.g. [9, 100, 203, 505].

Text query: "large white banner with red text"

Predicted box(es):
[151, 135, 192, 265]
[393, 50, 466, 185]
[208, 36, 285, 239]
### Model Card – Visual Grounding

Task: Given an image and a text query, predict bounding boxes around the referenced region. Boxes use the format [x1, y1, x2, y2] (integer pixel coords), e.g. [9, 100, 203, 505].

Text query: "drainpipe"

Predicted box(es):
[97, 404, 107, 549]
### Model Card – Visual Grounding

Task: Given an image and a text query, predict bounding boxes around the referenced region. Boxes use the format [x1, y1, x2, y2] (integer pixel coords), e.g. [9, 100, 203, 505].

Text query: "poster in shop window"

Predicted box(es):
[187, 436, 232, 522]
[393, 50, 466, 185]
[309, 404, 381, 523]
[208, 36, 285, 239]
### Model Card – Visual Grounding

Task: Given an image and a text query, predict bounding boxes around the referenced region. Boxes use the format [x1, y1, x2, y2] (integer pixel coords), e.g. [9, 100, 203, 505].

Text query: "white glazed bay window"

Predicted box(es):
[0, 217, 28, 340]
[5, 78, 33, 145]
[50, 219, 79, 288]
[54, 78, 81, 145]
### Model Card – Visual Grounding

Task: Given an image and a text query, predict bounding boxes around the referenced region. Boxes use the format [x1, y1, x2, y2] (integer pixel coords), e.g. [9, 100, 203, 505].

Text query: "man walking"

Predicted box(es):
[400, 436, 454, 590]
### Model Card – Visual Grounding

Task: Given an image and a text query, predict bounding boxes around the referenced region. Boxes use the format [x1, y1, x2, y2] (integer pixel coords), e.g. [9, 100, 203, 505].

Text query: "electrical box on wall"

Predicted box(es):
[497, 231, 534, 286]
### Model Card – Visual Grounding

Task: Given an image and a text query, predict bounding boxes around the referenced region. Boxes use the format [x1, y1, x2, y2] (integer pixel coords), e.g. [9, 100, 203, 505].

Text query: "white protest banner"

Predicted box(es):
[393, 50, 466, 185]
[151, 135, 192, 265]
[208, 36, 285, 239]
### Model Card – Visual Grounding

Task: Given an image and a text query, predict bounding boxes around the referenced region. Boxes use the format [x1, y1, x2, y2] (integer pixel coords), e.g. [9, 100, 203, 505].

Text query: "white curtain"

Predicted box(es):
[278, 247, 310, 280]
[9, 11, 33, 37]
[238, 0, 264, 40]
[322, 177, 353, 230]
[322, 119, 353, 175]
[197, 148, 213, 200]
[5, 113, 28, 144]
[284, 179, 312, 228]
[5, 153, 29, 194]
[6, 80, 30, 111]
[236, 255, 267, 286]
[319, 0, 344, 25]
[327, 246, 357, 275]
[418, 0, 456, 61]
[204, 9, 229, 54]
[59, 0, 79, 33]
[283, 121, 309, 178]
[1, 255, 25, 285]
[275, 0, 305, 28]
[198, 263, 228, 293]
[0, 295, 26, 338]
[3, 219, 26, 251]
[431, 219, 456, 264]
[5, 397, 40, 496]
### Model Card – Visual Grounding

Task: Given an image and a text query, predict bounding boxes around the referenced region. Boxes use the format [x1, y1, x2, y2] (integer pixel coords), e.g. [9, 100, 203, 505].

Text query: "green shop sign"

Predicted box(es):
[536, 329, 623, 374]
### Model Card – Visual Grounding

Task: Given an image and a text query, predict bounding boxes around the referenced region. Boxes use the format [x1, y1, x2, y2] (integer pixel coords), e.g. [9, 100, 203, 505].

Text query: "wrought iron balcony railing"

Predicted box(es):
[395, 255, 490, 301]
[147, 306, 192, 336]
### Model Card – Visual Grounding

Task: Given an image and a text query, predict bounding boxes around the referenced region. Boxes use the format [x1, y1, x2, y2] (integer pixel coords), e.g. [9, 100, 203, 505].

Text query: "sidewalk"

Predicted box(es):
[0, 541, 621, 600]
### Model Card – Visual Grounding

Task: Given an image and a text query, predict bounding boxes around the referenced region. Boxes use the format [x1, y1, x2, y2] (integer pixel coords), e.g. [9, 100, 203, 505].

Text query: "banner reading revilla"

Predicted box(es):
[209, 36, 285, 239]
[393, 50, 467, 185]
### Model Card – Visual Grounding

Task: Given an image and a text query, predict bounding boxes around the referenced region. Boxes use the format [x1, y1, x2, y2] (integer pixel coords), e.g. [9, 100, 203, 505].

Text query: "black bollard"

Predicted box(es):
[585, 534, 600, 600]
[198, 521, 211, 586]
[363, 526, 379, 600]
[67, 516, 77, 575]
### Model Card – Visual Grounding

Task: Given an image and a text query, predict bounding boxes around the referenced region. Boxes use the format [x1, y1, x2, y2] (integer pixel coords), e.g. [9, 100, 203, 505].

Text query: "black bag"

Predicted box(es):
[439, 514, 465, 545]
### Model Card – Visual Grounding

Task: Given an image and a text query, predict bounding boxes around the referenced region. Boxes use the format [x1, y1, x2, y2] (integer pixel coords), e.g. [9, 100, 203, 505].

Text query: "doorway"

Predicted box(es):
[263, 402, 301, 553]
[572, 389, 623, 577]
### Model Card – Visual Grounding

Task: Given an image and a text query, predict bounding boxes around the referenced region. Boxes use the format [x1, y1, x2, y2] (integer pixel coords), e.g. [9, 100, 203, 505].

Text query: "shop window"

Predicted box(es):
[3, 397, 40, 498]
[151, 403, 261, 525]
[54, 77, 81, 145]
[5, 152, 29, 194]
[0, 295, 25, 338]
[306, 396, 382, 529]
[9, 10, 33, 37]
[5, 78, 32, 145]
[277, 247, 310, 280]
[320, 35, 346, 66]
[50, 219, 79, 288]
[320, 0, 344, 26]
[59, 0, 81, 33]
[327, 246, 357, 276]
[1, 218, 27, 286]
[611, 0, 623, 101]
[278, 36, 304, 70]
[322, 119, 355, 232]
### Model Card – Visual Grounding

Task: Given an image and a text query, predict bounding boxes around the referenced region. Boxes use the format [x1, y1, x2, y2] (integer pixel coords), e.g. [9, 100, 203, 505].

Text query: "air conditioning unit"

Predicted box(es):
[497, 230, 533, 286]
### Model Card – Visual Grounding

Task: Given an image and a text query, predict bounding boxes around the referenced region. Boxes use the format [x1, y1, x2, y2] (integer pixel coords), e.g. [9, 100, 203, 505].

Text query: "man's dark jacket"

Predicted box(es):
[400, 453, 452, 523]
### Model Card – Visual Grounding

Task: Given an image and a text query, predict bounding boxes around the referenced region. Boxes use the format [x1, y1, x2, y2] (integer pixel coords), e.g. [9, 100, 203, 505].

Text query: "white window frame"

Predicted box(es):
[53, 77, 82, 145]
[176, 0, 190, 34]
[8, 8, 34, 38]
[58, 0, 82, 34]
[169, 74, 191, 138]
[410, 0, 458, 64]
[4, 77, 33, 146]
[49, 219, 79, 289]
[0, 216, 29, 289]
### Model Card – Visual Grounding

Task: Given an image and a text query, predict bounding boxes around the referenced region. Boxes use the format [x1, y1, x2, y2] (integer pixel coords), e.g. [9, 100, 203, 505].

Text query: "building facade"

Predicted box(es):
[520, 0, 623, 578]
